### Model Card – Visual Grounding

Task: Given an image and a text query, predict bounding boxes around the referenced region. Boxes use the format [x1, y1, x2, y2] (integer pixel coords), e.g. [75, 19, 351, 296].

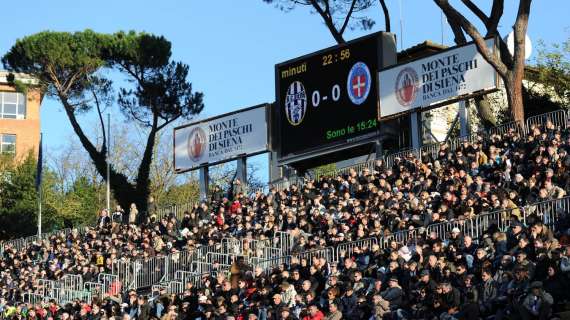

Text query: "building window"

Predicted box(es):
[0, 134, 16, 154]
[0, 92, 26, 119]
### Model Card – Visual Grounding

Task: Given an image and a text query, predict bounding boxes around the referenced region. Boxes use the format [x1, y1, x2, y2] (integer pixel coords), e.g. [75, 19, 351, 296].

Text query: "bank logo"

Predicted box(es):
[395, 67, 419, 107]
[187, 126, 207, 162]
[285, 81, 307, 126]
[347, 62, 371, 105]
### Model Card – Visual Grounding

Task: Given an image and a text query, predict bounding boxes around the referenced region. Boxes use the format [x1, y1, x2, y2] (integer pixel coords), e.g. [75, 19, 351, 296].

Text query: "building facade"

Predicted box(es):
[0, 71, 41, 161]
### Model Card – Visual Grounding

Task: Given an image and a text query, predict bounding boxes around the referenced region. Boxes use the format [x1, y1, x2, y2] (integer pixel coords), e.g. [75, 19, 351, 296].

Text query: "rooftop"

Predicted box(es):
[0, 70, 39, 85]
[397, 40, 448, 63]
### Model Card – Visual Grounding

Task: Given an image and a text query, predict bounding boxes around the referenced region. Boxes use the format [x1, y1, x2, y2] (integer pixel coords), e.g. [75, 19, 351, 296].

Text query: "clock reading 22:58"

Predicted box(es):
[276, 33, 381, 157]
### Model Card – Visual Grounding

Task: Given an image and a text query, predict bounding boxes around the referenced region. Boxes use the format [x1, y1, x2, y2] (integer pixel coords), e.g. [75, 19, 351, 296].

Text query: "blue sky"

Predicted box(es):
[0, 0, 568, 183]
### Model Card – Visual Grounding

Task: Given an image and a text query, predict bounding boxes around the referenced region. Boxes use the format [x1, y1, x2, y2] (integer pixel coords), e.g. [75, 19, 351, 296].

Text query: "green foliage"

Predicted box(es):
[1, 30, 204, 213]
[158, 182, 200, 207]
[1, 30, 109, 101]
[45, 175, 101, 227]
[0, 154, 53, 239]
[107, 31, 204, 127]
[531, 35, 570, 104]
[312, 163, 337, 177]
[0, 153, 103, 239]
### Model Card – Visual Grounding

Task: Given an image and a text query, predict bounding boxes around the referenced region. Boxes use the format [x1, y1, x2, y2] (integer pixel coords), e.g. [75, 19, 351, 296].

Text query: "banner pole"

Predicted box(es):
[37, 132, 43, 238]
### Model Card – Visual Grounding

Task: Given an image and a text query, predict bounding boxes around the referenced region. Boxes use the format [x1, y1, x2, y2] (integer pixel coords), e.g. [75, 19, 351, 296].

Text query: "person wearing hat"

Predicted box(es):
[521, 281, 553, 319]
[280, 306, 296, 320]
[380, 277, 403, 311]
[507, 220, 526, 250]
[340, 286, 357, 319]
[448, 227, 463, 249]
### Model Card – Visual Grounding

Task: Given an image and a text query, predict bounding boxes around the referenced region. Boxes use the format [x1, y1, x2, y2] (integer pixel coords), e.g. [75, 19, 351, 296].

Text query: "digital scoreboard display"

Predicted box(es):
[276, 33, 382, 158]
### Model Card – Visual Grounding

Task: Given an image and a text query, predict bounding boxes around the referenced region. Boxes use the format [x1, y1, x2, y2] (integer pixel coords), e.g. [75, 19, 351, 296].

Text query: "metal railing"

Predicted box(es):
[335, 237, 378, 262]
[251, 256, 292, 273]
[26, 195, 570, 302]
[526, 109, 568, 133]
[292, 247, 334, 263]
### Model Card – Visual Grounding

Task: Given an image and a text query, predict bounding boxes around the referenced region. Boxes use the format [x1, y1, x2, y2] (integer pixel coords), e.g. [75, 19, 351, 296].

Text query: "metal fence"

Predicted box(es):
[524, 196, 570, 231]
[293, 247, 334, 263]
[424, 196, 570, 242]
[385, 149, 421, 169]
[379, 229, 421, 249]
[335, 237, 378, 262]
[25, 196, 570, 302]
[131, 256, 167, 289]
[526, 109, 568, 133]
[112, 260, 135, 290]
[251, 256, 292, 273]
[22, 292, 48, 305]
[164, 250, 195, 281]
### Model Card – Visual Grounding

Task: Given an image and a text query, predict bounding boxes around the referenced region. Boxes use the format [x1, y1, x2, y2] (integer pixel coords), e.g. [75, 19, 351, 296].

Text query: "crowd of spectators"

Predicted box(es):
[1, 120, 570, 320]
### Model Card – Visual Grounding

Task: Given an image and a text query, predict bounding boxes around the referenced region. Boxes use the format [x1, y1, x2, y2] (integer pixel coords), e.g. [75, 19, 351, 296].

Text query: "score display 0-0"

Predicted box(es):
[276, 33, 381, 157]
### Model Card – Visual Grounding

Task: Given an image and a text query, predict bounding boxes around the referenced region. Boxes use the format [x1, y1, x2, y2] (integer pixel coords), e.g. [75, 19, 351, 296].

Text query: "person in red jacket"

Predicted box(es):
[303, 304, 324, 320]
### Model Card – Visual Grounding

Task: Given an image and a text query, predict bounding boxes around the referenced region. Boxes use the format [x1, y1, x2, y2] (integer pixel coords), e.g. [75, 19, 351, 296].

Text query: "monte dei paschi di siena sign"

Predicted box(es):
[379, 38, 498, 118]
[174, 106, 267, 172]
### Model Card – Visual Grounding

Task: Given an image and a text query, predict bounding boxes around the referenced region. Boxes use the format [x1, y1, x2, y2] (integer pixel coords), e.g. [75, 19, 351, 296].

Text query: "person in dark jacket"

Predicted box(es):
[136, 296, 151, 320]
[211, 185, 224, 204]
[340, 287, 357, 319]
[380, 277, 404, 311]
[542, 265, 568, 306]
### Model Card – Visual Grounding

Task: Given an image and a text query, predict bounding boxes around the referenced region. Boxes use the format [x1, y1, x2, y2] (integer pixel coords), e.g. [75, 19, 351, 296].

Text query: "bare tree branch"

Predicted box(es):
[448, 17, 467, 44]
[309, 0, 346, 43]
[340, 0, 358, 35]
[486, 0, 504, 36]
[460, 0, 489, 25]
[434, 0, 508, 77]
[379, 0, 391, 32]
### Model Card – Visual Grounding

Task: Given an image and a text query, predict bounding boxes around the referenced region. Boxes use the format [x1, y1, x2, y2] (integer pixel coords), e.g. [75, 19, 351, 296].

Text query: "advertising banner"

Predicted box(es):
[174, 105, 268, 172]
[379, 38, 498, 118]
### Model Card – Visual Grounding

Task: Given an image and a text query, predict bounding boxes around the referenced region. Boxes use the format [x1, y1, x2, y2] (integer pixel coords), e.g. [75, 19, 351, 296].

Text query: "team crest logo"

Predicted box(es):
[285, 81, 307, 126]
[395, 67, 419, 107]
[187, 127, 207, 162]
[347, 62, 371, 105]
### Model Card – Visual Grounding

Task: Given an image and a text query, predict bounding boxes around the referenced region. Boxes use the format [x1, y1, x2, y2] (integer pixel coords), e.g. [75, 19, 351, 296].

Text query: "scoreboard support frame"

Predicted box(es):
[236, 156, 248, 191]
[410, 111, 422, 150]
[199, 166, 209, 202]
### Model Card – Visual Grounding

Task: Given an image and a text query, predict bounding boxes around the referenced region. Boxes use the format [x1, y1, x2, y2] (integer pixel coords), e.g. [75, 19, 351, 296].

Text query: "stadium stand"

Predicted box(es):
[1, 109, 570, 319]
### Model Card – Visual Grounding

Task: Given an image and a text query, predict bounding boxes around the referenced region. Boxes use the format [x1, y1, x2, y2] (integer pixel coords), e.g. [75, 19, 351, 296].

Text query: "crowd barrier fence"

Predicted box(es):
[292, 247, 334, 263]
[251, 256, 292, 273]
[23, 194, 570, 303]
[335, 237, 378, 262]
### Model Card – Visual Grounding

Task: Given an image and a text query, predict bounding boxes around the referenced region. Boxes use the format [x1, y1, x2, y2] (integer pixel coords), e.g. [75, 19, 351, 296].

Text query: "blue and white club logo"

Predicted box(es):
[285, 81, 307, 126]
[347, 62, 371, 105]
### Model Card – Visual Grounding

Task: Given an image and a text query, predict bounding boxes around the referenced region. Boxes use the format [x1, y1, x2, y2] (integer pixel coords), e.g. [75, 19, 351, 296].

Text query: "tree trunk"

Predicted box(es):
[59, 96, 140, 213]
[504, 74, 525, 123]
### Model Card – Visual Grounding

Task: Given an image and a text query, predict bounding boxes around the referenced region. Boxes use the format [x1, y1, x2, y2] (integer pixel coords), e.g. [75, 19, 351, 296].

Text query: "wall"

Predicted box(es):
[0, 84, 42, 161]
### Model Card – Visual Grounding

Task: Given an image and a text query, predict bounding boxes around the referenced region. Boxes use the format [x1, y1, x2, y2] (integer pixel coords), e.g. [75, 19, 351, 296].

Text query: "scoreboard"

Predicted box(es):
[275, 33, 387, 159]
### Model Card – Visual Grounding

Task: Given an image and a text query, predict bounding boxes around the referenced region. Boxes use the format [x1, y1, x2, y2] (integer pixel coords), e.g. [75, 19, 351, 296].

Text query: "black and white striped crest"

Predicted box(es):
[284, 81, 307, 126]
